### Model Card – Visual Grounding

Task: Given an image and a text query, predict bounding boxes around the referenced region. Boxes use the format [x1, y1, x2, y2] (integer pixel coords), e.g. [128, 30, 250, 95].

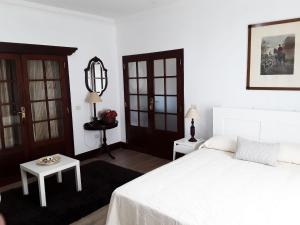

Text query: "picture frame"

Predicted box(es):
[247, 18, 300, 90]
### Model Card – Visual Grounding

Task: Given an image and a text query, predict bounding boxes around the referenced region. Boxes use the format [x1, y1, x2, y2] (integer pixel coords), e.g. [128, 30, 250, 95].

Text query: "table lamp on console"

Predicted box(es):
[87, 91, 102, 121]
[185, 105, 200, 142]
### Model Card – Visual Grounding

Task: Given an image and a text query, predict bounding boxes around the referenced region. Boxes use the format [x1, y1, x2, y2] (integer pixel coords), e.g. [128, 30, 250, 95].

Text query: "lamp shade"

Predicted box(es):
[86, 92, 102, 104]
[185, 105, 200, 119]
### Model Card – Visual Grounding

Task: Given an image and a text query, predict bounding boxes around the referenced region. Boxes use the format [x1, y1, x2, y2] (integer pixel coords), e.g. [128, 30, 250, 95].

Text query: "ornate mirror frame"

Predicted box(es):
[84, 56, 108, 96]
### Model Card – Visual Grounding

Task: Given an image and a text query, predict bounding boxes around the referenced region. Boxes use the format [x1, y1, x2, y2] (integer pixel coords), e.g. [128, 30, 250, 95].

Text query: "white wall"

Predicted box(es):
[116, 0, 300, 140]
[0, 1, 121, 155]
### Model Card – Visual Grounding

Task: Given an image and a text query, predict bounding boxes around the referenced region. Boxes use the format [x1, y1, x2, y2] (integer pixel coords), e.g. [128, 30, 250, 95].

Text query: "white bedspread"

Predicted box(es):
[106, 148, 300, 225]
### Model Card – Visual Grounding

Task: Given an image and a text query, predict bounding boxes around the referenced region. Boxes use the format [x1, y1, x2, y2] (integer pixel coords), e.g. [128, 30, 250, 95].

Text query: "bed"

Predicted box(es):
[106, 107, 300, 225]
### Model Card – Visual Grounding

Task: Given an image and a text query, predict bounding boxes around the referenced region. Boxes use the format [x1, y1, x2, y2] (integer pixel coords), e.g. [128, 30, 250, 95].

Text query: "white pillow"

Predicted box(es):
[278, 143, 300, 165]
[202, 136, 237, 152]
[235, 137, 280, 166]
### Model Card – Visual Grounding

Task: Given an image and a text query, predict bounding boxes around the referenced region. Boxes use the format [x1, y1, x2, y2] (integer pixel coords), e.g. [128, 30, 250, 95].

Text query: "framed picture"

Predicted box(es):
[247, 18, 300, 90]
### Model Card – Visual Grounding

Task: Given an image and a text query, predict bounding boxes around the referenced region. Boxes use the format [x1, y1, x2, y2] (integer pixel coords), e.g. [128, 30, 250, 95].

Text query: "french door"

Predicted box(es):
[0, 54, 73, 178]
[123, 49, 184, 159]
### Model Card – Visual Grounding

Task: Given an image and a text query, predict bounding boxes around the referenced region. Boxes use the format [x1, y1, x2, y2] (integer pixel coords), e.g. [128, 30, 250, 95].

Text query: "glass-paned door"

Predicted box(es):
[0, 52, 74, 182]
[0, 56, 26, 151]
[22, 55, 72, 158]
[123, 49, 184, 159]
[0, 54, 28, 177]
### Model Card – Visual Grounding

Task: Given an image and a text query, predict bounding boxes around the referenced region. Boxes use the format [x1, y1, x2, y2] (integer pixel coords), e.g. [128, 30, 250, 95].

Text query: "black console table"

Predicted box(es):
[83, 120, 118, 159]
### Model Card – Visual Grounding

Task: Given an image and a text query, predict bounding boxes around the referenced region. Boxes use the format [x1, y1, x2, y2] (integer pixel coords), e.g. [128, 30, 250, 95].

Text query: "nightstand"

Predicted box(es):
[173, 137, 205, 160]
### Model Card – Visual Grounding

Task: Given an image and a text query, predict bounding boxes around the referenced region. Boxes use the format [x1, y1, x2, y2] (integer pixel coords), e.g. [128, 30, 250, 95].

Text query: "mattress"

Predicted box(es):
[106, 148, 300, 225]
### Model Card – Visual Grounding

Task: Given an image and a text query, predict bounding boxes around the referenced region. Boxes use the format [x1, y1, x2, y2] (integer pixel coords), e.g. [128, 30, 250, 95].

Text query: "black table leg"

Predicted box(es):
[101, 129, 115, 159]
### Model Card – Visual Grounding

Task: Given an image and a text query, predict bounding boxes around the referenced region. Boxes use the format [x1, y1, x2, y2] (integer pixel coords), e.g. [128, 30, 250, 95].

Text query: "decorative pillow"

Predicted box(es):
[278, 143, 300, 165]
[235, 137, 280, 166]
[202, 136, 237, 152]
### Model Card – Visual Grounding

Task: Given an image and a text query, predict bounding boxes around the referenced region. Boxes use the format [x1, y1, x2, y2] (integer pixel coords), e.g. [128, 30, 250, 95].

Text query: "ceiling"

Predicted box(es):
[22, 0, 180, 18]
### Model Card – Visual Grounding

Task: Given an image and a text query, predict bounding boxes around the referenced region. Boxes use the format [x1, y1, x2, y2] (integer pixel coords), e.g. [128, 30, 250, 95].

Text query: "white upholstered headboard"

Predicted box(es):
[213, 107, 300, 144]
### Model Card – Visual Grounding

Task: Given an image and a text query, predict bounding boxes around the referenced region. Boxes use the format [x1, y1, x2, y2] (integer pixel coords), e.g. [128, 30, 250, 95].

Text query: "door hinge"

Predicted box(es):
[64, 62, 66, 68]
[123, 64, 125, 70]
[124, 101, 127, 108]
[66, 106, 70, 114]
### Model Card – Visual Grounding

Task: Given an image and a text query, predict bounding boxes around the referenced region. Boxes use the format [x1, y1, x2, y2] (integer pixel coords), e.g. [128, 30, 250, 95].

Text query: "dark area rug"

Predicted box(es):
[0, 160, 142, 225]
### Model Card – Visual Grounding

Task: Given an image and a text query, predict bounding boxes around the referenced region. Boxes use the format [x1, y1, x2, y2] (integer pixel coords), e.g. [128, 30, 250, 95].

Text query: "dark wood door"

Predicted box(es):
[0, 54, 73, 179]
[0, 54, 29, 176]
[21, 55, 74, 159]
[123, 49, 184, 159]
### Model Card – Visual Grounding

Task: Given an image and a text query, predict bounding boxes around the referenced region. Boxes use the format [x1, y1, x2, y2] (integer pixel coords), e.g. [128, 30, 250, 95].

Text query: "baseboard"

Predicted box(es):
[75, 141, 126, 161]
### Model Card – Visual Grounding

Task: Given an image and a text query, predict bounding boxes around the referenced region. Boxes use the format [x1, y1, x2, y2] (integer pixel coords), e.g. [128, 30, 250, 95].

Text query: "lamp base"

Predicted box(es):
[188, 137, 197, 142]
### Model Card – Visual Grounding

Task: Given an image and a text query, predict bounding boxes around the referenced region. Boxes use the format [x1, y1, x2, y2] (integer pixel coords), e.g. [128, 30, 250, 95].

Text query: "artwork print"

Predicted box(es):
[247, 18, 300, 90]
[260, 34, 295, 75]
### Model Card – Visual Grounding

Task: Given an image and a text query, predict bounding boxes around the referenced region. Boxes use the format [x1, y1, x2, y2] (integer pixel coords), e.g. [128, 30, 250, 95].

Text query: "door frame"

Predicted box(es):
[123, 49, 184, 158]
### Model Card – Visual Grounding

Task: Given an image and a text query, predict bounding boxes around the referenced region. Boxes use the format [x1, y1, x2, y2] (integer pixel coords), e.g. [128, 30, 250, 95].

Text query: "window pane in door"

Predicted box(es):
[33, 122, 49, 141]
[140, 112, 148, 127]
[130, 95, 138, 110]
[167, 115, 177, 132]
[166, 78, 177, 95]
[45, 61, 60, 79]
[166, 96, 177, 113]
[155, 114, 165, 130]
[155, 96, 165, 113]
[31, 102, 48, 121]
[0, 82, 19, 104]
[129, 79, 137, 94]
[50, 119, 63, 138]
[2, 105, 20, 126]
[154, 60, 164, 77]
[47, 81, 61, 99]
[4, 126, 22, 148]
[29, 81, 46, 101]
[0, 83, 9, 104]
[130, 111, 138, 126]
[128, 62, 137, 77]
[154, 78, 164, 95]
[138, 61, 147, 77]
[0, 59, 16, 80]
[27, 60, 44, 80]
[166, 58, 177, 76]
[139, 79, 147, 94]
[48, 100, 63, 119]
[139, 96, 148, 111]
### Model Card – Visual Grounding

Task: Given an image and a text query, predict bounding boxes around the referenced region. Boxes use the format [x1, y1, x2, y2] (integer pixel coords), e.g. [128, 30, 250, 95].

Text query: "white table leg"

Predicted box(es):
[20, 168, 29, 195]
[57, 171, 62, 183]
[173, 150, 176, 161]
[75, 164, 82, 192]
[37, 175, 47, 207]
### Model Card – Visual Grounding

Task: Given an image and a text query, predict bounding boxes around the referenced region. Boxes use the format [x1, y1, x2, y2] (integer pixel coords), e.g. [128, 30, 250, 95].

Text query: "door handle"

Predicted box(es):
[18, 106, 26, 119]
[149, 97, 154, 111]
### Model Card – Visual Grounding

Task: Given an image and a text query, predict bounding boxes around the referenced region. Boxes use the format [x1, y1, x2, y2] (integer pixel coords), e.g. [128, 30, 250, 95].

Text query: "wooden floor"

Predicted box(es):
[0, 148, 170, 225]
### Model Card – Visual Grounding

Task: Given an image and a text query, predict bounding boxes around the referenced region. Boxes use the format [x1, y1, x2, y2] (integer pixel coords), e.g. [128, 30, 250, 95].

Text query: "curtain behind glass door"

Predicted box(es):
[0, 59, 22, 149]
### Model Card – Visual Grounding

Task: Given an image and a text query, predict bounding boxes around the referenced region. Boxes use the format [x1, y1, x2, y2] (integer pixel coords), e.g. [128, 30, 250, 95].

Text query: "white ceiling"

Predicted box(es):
[22, 0, 180, 18]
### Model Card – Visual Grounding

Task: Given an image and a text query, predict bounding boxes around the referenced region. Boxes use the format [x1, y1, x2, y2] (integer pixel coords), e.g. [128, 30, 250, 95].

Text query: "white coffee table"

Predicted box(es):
[20, 154, 82, 207]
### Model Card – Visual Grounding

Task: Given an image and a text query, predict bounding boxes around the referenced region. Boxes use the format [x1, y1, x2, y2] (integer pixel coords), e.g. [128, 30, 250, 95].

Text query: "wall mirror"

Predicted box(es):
[85, 56, 108, 96]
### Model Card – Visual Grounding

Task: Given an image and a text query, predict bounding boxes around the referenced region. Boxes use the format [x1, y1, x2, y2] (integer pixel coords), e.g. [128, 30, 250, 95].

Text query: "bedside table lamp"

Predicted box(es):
[185, 105, 200, 142]
[87, 92, 102, 121]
